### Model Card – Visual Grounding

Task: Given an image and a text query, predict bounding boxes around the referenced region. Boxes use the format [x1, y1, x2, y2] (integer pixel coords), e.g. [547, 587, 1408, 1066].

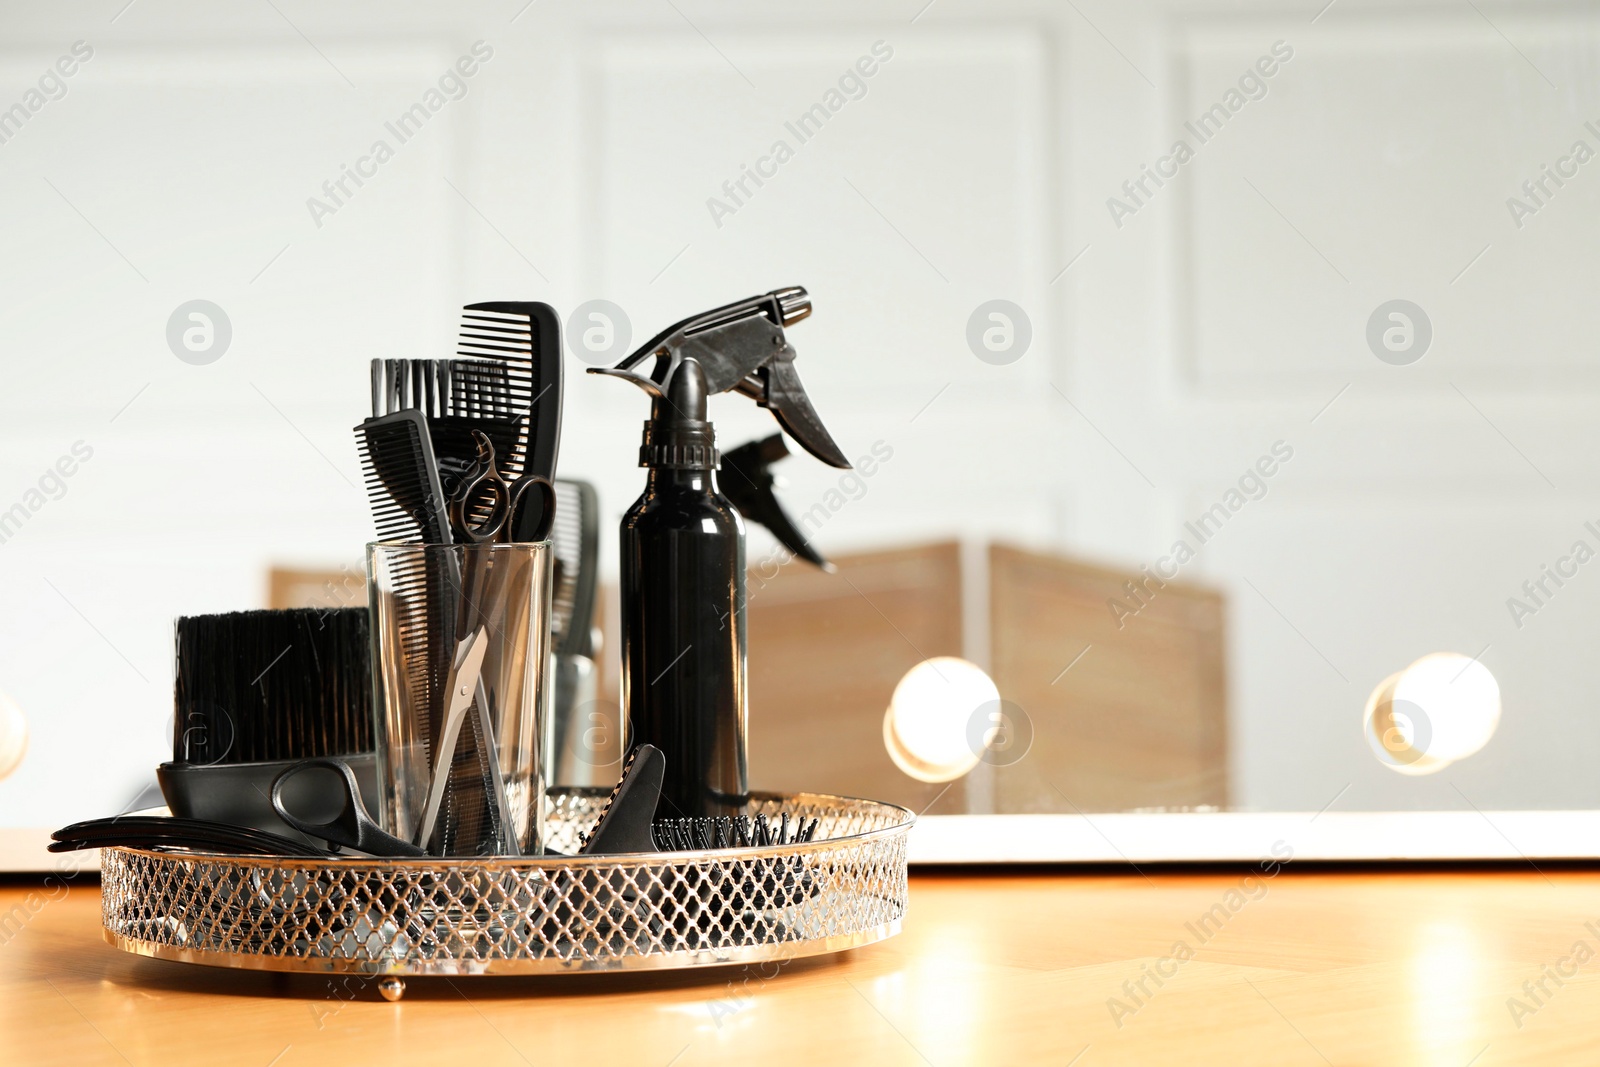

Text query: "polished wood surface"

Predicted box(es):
[4, 868, 1599, 1064]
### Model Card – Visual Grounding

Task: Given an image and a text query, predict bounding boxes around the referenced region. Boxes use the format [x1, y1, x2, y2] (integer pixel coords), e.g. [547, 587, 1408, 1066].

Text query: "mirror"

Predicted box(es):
[1, 1, 1593, 863]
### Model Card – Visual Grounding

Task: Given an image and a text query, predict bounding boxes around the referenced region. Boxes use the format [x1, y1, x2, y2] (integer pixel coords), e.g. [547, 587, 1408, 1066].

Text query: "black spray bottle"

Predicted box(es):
[591, 287, 849, 818]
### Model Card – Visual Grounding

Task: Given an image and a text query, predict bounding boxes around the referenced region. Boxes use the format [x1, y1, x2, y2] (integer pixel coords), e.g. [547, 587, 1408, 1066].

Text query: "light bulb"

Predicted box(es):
[883, 657, 1000, 783]
[1363, 653, 1501, 775]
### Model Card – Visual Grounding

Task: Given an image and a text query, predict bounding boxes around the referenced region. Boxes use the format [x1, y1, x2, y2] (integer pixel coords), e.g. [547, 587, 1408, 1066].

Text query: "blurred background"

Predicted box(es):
[1, 0, 1596, 835]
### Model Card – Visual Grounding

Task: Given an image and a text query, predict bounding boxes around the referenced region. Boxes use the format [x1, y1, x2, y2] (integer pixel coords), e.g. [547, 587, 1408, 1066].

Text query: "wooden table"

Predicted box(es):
[3, 867, 1598, 1065]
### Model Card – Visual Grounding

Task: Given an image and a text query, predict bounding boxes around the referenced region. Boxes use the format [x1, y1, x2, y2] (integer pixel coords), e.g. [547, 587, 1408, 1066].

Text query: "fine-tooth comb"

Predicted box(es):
[356, 409, 503, 852]
[355, 409, 454, 751]
[355, 410, 452, 545]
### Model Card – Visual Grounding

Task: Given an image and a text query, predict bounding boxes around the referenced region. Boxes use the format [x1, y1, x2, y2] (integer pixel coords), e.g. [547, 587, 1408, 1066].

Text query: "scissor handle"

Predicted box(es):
[452, 431, 557, 543]
[451, 432, 514, 543]
[271, 758, 425, 857]
[505, 474, 558, 542]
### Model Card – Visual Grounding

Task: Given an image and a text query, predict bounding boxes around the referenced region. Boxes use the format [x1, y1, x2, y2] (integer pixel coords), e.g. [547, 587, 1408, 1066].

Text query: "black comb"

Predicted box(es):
[370, 357, 518, 419]
[457, 302, 563, 539]
[355, 410, 451, 545]
[50, 816, 330, 858]
[551, 479, 599, 656]
[369, 358, 523, 510]
[354, 409, 461, 836]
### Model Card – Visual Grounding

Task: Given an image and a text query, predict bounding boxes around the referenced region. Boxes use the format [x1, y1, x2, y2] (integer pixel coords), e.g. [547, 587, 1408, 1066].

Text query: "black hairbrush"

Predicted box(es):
[576, 745, 821, 856]
[653, 813, 819, 851]
[545, 747, 821, 957]
[158, 608, 378, 848]
[171, 608, 374, 765]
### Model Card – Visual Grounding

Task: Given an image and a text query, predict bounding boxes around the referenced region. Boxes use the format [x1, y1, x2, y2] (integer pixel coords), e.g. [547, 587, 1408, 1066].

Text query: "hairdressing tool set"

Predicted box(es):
[69, 288, 914, 992]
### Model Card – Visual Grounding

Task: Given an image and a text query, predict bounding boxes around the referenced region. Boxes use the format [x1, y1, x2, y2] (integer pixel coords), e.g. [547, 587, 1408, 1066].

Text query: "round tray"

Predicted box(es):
[100, 790, 912, 984]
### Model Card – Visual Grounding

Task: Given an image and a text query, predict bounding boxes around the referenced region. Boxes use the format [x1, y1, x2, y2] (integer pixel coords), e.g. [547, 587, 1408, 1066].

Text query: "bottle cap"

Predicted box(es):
[639, 357, 717, 470]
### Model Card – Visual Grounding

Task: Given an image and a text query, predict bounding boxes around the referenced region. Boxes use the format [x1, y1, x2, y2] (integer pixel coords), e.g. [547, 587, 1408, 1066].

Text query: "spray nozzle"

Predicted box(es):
[588, 286, 849, 469]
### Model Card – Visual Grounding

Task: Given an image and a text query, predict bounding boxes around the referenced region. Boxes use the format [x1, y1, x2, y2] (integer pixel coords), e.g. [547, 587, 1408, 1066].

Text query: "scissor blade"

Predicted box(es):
[415, 627, 490, 848]
[446, 626, 489, 719]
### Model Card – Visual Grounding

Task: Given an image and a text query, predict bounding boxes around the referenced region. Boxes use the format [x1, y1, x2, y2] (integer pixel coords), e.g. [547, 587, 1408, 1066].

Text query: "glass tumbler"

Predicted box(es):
[367, 541, 552, 856]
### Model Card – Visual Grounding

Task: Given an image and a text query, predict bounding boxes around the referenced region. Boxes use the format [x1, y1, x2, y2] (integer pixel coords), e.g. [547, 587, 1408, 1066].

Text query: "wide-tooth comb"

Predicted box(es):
[550, 479, 599, 656]
[370, 358, 519, 420]
[456, 302, 563, 488]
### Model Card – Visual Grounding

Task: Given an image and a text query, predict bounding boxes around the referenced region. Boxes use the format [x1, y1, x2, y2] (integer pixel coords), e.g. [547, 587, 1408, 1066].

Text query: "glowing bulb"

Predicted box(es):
[0, 689, 27, 782]
[883, 657, 1000, 783]
[1394, 653, 1500, 761]
[1364, 653, 1500, 775]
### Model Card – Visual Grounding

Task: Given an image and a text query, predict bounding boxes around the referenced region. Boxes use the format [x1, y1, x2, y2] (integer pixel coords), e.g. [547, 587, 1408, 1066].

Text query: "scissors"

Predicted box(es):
[413, 625, 519, 852]
[271, 758, 425, 857]
[450, 430, 557, 543]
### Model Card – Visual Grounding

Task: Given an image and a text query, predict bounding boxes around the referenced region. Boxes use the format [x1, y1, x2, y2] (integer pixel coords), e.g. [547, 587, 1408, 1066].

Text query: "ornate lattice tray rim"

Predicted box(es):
[100, 790, 913, 984]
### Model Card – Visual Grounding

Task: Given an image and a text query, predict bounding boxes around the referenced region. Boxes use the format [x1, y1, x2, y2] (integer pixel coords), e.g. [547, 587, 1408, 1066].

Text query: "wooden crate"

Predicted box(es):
[987, 544, 1227, 813]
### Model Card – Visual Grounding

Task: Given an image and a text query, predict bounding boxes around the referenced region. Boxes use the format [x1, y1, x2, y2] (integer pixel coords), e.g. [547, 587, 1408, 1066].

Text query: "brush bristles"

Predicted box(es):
[173, 608, 373, 765]
[651, 814, 821, 851]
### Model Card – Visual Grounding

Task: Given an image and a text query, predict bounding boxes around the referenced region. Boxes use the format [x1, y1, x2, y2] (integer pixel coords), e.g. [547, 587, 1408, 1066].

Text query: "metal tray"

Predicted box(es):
[100, 790, 912, 997]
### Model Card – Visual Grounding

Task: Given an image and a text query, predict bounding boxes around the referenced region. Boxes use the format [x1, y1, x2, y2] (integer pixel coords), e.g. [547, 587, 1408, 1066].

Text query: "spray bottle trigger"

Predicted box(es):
[719, 434, 833, 571]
